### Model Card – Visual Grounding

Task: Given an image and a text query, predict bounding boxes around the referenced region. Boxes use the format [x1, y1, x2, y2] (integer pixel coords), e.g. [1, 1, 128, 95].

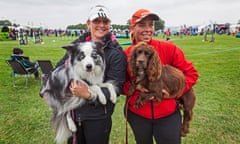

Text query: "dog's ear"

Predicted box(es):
[93, 41, 105, 49]
[93, 41, 104, 48]
[62, 43, 75, 51]
[129, 46, 138, 76]
[61, 43, 78, 56]
[147, 48, 162, 81]
[93, 41, 105, 54]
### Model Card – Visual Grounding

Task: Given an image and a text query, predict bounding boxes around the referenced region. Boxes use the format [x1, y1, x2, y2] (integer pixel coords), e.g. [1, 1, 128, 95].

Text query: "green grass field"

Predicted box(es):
[0, 34, 240, 144]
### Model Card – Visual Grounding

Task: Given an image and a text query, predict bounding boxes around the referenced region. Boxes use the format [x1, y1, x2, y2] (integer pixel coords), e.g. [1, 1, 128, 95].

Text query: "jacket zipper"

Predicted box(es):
[151, 100, 154, 119]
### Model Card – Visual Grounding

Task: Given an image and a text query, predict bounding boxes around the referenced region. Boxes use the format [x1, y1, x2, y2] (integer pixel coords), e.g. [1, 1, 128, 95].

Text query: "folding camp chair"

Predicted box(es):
[6, 60, 36, 87]
[37, 60, 54, 82]
[11, 55, 30, 61]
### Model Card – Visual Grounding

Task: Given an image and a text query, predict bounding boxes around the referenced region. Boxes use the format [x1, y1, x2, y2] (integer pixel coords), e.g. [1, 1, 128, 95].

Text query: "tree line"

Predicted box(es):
[0, 19, 165, 31]
[67, 19, 165, 31]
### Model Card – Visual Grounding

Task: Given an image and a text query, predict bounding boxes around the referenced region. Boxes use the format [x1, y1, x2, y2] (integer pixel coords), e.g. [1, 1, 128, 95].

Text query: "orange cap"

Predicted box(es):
[130, 9, 159, 27]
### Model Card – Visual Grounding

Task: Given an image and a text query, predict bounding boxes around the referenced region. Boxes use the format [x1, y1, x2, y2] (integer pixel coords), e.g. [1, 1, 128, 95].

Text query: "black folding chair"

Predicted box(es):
[37, 60, 54, 75]
[6, 60, 36, 87]
[37, 60, 54, 82]
[11, 55, 30, 61]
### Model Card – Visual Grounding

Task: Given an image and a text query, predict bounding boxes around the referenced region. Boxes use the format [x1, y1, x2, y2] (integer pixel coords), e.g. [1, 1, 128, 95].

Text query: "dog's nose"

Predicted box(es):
[86, 64, 92, 70]
[137, 60, 144, 65]
[39, 91, 44, 97]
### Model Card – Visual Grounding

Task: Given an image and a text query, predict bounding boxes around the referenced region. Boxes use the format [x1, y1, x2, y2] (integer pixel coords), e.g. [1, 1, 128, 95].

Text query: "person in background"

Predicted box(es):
[9, 47, 39, 79]
[42, 5, 127, 144]
[122, 8, 199, 144]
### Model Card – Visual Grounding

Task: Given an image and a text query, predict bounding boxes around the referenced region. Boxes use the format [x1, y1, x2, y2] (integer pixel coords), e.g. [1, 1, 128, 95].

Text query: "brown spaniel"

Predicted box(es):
[128, 42, 196, 137]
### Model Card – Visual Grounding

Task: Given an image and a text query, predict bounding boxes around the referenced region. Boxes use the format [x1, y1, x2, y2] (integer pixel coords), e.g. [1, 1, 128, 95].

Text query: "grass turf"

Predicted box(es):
[0, 34, 239, 144]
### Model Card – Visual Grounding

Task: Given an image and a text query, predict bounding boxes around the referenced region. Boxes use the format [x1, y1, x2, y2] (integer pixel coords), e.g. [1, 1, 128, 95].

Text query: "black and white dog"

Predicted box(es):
[39, 41, 117, 144]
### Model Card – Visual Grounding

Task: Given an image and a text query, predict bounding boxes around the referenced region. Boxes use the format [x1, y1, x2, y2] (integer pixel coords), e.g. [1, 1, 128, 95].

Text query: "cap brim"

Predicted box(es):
[89, 14, 110, 21]
[135, 13, 159, 24]
[147, 13, 159, 21]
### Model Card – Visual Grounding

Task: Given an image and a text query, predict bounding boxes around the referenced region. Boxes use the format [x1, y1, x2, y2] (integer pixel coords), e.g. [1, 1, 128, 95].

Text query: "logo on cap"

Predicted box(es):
[98, 8, 107, 18]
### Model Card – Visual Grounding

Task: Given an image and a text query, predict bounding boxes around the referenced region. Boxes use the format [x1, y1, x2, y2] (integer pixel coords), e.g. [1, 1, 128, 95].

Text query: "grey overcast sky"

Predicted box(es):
[1, 0, 239, 29]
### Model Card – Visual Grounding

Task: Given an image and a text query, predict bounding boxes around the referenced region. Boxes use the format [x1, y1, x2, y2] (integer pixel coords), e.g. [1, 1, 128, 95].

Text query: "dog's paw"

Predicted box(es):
[98, 94, 107, 105]
[110, 93, 117, 103]
[90, 85, 107, 105]
[101, 82, 117, 104]
[68, 121, 77, 132]
[96, 89, 107, 105]
[66, 112, 77, 132]
[108, 85, 117, 103]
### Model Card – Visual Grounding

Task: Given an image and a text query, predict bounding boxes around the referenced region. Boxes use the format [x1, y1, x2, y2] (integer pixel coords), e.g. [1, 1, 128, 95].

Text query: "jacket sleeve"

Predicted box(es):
[121, 47, 132, 96]
[170, 45, 199, 98]
[101, 41, 127, 99]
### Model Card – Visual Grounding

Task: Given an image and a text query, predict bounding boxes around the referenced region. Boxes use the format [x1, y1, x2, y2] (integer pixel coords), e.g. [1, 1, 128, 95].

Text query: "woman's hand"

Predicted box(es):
[136, 84, 155, 100]
[69, 80, 91, 99]
[162, 89, 171, 99]
[136, 84, 148, 93]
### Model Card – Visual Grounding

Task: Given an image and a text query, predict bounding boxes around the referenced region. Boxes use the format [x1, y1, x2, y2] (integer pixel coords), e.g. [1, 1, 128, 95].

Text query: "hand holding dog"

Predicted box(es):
[136, 84, 170, 100]
[162, 89, 171, 99]
[136, 84, 148, 93]
[70, 80, 91, 99]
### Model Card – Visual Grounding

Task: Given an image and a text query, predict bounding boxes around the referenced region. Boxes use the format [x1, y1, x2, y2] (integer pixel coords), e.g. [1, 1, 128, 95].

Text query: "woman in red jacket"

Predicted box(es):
[122, 9, 199, 144]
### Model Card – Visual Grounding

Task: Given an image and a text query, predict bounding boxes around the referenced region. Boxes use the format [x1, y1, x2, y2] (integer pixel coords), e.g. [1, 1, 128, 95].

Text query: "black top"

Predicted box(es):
[56, 32, 127, 121]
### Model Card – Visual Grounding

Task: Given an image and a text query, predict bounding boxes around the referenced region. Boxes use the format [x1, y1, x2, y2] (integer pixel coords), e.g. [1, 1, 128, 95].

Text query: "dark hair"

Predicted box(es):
[13, 48, 23, 55]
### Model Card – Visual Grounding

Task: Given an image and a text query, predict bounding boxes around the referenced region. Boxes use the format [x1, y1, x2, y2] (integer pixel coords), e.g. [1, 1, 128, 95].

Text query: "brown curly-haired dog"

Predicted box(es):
[128, 42, 185, 105]
[128, 42, 196, 137]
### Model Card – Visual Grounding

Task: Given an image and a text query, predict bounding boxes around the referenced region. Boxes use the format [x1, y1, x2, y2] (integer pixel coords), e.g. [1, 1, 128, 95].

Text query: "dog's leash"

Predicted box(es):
[71, 110, 77, 144]
[125, 80, 140, 144]
[125, 93, 133, 144]
[125, 97, 129, 144]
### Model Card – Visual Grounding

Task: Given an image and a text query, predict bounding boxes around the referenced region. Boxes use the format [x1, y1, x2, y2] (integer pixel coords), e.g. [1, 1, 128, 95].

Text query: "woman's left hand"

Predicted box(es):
[69, 80, 91, 99]
[162, 89, 171, 99]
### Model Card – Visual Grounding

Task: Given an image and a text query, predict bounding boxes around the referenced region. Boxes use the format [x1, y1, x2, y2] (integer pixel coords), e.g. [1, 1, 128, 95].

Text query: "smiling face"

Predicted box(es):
[131, 16, 155, 43]
[87, 17, 111, 41]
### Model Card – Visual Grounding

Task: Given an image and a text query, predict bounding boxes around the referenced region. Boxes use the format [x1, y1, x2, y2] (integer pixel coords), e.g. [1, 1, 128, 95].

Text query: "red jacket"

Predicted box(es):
[123, 39, 199, 119]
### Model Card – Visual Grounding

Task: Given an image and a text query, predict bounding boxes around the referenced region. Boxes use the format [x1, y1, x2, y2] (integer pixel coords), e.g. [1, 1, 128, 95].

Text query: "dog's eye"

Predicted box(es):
[137, 50, 143, 55]
[78, 52, 85, 60]
[92, 53, 98, 59]
[137, 50, 150, 57]
[144, 51, 150, 57]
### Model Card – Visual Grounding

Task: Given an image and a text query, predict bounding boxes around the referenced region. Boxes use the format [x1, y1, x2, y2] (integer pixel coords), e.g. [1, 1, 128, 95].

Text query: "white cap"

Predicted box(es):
[88, 5, 111, 21]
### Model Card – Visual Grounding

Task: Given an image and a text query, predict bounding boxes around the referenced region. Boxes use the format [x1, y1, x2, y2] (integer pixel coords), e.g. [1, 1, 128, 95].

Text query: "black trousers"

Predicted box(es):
[127, 108, 181, 144]
[68, 117, 112, 144]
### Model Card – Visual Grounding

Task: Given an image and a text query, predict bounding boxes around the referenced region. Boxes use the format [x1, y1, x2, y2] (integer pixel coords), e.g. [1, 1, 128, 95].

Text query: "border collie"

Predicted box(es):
[39, 41, 117, 144]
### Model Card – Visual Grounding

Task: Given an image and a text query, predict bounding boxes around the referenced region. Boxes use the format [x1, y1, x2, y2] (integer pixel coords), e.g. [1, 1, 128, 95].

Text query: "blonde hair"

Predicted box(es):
[130, 31, 134, 41]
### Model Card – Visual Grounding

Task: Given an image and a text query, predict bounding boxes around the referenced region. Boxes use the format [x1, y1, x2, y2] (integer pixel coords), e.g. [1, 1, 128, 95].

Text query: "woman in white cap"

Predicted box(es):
[122, 9, 199, 144]
[48, 5, 127, 144]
